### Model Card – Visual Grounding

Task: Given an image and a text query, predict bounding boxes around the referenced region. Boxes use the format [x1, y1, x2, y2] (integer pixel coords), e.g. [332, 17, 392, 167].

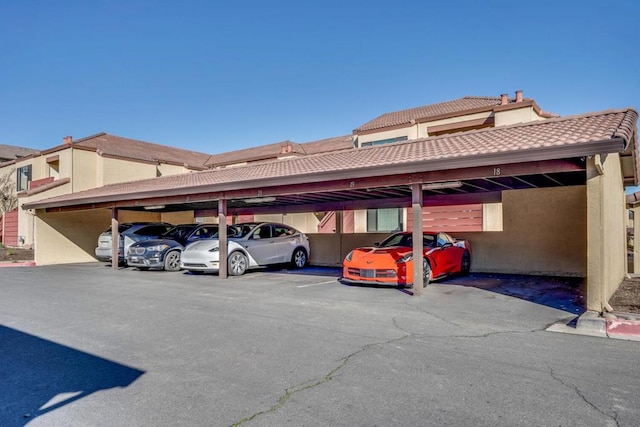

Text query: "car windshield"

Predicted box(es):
[162, 225, 198, 240]
[212, 225, 242, 238]
[230, 223, 260, 238]
[379, 233, 436, 248]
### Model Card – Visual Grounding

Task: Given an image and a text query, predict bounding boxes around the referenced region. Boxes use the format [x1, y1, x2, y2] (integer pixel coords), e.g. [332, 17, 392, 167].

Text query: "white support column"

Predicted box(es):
[411, 183, 424, 296]
[218, 198, 228, 279]
[111, 207, 119, 270]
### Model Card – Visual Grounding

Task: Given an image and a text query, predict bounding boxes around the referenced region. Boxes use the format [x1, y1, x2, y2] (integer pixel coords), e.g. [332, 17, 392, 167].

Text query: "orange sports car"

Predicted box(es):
[342, 231, 471, 286]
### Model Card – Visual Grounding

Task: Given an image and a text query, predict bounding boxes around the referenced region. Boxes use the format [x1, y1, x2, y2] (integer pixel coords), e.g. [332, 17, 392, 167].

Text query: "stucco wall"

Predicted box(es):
[357, 127, 415, 146]
[35, 209, 113, 265]
[308, 232, 390, 266]
[72, 149, 98, 191]
[586, 154, 626, 311]
[452, 186, 587, 276]
[34, 208, 169, 265]
[100, 157, 158, 185]
[254, 213, 319, 233]
[494, 106, 545, 127]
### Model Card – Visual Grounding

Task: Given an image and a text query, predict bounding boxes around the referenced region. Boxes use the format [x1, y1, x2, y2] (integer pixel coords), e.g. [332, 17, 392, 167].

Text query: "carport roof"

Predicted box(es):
[22, 108, 639, 212]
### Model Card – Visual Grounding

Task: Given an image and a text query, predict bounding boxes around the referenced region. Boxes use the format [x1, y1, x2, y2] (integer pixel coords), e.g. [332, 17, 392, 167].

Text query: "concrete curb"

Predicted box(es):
[0, 261, 36, 268]
[549, 310, 640, 341]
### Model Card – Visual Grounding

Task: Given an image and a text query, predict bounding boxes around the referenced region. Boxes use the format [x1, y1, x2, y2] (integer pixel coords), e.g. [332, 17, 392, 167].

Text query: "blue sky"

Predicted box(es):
[1, 0, 639, 163]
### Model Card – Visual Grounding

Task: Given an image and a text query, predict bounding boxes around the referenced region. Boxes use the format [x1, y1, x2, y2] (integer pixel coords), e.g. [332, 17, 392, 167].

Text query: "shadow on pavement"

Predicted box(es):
[0, 325, 144, 426]
[444, 273, 586, 315]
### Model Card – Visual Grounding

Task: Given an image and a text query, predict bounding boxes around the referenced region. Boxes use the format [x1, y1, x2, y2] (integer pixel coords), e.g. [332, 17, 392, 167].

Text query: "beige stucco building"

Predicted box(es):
[7, 91, 638, 312]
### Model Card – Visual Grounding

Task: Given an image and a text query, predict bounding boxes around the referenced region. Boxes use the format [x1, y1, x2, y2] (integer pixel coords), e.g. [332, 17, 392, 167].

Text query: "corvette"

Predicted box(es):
[342, 231, 471, 286]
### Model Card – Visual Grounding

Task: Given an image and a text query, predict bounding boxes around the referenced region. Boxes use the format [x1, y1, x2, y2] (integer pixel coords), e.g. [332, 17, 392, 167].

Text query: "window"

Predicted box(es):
[367, 208, 403, 232]
[16, 165, 32, 192]
[361, 136, 408, 147]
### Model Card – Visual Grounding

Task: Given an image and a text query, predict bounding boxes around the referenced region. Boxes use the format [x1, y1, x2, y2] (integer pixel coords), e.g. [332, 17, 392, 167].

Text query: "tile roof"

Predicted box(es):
[24, 108, 638, 210]
[354, 95, 555, 133]
[0, 144, 39, 162]
[72, 133, 212, 169]
[204, 135, 354, 167]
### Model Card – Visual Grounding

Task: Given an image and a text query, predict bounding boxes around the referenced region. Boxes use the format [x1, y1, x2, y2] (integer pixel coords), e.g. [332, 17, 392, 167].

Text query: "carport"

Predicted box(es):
[22, 109, 639, 308]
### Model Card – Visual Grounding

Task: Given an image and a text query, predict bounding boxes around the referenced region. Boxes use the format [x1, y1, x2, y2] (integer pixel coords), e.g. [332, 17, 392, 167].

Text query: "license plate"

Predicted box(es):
[360, 269, 375, 278]
[130, 257, 139, 262]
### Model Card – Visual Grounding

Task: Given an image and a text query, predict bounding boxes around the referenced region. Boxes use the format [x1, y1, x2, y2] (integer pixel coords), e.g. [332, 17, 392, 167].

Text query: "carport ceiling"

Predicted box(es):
[111, 162, 586, 215]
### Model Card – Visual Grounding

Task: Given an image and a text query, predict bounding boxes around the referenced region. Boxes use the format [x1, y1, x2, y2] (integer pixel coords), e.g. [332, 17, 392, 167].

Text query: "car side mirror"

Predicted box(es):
[374, 242, 380, 247]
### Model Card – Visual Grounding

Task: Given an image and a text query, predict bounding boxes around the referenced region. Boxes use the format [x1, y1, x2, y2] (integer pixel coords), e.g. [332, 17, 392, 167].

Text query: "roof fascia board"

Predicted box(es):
[23, 156, 585, 211]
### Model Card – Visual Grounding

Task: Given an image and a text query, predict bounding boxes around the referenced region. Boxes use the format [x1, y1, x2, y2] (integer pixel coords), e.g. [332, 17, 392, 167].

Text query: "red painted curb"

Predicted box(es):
[606, 319, 640, 341]
[0, 261, 36, 267]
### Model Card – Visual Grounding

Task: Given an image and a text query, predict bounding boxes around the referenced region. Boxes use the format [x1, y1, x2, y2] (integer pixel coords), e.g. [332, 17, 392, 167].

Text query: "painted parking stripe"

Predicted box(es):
[297, 280, 337, 288]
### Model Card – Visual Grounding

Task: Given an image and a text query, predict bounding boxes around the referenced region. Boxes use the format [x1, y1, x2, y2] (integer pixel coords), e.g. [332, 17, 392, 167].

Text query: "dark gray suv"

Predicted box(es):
[126, 224, 220, 271]
[95, 222, 173, 265]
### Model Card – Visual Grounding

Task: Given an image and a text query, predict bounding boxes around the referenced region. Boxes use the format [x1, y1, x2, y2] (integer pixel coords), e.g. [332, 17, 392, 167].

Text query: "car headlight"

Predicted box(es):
[208, 247, 219, 253]
[147, 244, 169, 252]
[344, 251, 354, 262]
[396, 254, 413, 263]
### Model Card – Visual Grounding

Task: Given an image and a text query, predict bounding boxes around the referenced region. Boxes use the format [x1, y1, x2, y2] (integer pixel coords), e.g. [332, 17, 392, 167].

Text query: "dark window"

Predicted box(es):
[361, 136, 408, 147]
[367, 208, 403, 232]
[16, 165, 32, 192]
[135, 225, 173, 236]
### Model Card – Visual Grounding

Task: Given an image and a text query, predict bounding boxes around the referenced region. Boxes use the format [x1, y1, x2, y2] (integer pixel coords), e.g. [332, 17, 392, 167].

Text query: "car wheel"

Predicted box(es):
[228, 251, 248, 276]
[291, 248, 308, 269]
[423, 259, 432, 286]
[460, 251, 471, 275]
[164, 250, 182, 272]
[137, 267, 150, 271]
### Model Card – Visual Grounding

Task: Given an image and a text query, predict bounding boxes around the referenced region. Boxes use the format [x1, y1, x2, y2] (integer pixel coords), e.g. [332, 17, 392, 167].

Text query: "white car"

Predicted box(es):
[180, 222, 310, 275]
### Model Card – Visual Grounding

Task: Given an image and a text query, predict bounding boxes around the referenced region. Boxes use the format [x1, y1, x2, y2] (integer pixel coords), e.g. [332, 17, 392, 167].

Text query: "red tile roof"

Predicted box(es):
[204, 135, 354, 167]
[23, 108, 639, 209]
[354, 95, 556, 133]
[0, 144, 39, 163]
[72, 133, 212, 169]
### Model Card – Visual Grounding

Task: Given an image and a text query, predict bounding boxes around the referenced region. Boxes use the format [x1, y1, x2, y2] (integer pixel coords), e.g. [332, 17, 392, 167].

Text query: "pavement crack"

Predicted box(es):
[230, 334, 409, 427]
[547, 364, 619, 427]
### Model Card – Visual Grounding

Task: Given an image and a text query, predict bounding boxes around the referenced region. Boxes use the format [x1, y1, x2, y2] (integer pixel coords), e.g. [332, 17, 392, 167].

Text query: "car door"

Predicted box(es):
[272, 224, 298, 262]
[433, 233, 462, 273]
[242, 224, 279, 265]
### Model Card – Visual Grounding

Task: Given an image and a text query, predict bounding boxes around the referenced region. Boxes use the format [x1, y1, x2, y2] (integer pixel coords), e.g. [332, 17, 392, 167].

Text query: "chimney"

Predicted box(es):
[63, 136, 72, 144]
[515, 90, 523, 103]
[500, 93, 508, 105]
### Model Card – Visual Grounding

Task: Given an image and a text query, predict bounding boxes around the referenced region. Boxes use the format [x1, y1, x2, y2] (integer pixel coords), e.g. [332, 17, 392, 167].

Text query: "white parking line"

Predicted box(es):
[297, 280, 337, 288]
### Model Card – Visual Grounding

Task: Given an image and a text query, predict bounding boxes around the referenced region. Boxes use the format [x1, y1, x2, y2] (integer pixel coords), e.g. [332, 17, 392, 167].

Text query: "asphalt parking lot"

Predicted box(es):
[1, 264, 638, 426]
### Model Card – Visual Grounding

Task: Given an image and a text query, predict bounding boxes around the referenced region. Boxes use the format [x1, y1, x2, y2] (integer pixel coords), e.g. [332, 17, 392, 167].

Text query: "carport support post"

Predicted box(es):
[218, 199, 228, 279]
[411, 183, 424, 296]
[111, 207, 119, 270]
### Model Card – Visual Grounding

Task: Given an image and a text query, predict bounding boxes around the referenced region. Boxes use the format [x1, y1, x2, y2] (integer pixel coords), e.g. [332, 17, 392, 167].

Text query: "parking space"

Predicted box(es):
[1, 264, 610, 426]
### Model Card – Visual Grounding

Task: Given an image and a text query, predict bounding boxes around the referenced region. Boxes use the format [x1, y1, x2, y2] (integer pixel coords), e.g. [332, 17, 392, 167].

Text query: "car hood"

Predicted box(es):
[350, 246, 412, 261]
[130, 238, 181, 248]
[184, 239, 219, 252]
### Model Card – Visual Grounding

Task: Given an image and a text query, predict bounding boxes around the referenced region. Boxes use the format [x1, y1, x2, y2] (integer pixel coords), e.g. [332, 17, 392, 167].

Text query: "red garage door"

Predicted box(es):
[1, 209, 18, 247]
